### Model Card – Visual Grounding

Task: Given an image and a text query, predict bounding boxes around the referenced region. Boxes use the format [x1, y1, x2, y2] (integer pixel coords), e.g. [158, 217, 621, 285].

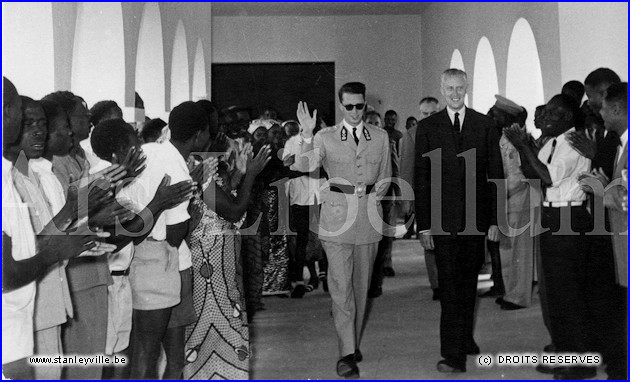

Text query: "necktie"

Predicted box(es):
[453, 112, 461, 134]
[546, 139, 557, 164]
[353, 127, 360, 145]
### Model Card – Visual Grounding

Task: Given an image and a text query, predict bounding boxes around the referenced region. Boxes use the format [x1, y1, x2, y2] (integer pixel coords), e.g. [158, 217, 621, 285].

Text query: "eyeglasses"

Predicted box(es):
[343, 103, 366, 111]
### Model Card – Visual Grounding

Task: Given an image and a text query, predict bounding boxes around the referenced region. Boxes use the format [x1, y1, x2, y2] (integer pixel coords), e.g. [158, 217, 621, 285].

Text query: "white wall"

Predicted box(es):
[2, 2, 55, 99]
[558, 2, 628, 83]
[212, 15, 423, 125]
[2, 2, 213, 122]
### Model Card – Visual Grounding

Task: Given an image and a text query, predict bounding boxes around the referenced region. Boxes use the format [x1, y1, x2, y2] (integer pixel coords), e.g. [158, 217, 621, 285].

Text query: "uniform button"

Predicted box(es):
[357, 164, 361, 168]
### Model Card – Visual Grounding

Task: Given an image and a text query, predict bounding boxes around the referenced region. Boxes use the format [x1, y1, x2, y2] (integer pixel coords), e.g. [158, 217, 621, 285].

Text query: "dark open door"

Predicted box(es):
[211, 62, 335, 126]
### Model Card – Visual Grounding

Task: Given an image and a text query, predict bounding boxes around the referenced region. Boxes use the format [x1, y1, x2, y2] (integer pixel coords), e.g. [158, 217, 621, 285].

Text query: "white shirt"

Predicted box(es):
[27, 158, 74, 326]
[29, 158, 66, 214]
[283, 135, 323, 206]
[80, 133, 102, 169]
[538, 128, 591, 203]
[117, 141, 192, 270]
[618, 129, 628, 163]
[89, 159, 135, 272]
[343, 119, 364, 142]
[2, 157, 36, 364]
[446, 106, 466, 131]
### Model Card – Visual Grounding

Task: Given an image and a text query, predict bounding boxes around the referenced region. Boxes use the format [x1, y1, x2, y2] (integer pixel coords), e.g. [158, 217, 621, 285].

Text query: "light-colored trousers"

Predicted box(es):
[499, 210, 535, 307]
[321, 240, 378, 357]
[34, 326, 63, 379]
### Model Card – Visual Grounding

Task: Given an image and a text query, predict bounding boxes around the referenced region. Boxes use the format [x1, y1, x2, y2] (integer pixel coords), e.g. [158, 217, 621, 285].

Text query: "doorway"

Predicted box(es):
[211, 62, 336, 126]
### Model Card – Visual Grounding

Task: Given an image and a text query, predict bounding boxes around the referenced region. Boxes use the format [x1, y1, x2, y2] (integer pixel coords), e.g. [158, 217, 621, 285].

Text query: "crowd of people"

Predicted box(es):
[2, 65, 627, 381]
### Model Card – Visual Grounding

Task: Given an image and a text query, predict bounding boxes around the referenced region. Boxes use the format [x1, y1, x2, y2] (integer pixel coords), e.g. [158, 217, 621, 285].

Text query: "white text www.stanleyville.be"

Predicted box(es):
[28, 355, 127, 366]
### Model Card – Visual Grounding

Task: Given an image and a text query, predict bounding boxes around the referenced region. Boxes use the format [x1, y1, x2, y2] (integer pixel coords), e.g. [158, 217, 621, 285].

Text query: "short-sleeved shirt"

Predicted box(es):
[538, 128, 591, 203]
[2, 157, 37, 364]
[117, 141, 192, 270]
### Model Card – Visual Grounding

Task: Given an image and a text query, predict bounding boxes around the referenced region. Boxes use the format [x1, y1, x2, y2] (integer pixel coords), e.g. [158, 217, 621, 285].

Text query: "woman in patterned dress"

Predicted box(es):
[184, 144, 271, 379]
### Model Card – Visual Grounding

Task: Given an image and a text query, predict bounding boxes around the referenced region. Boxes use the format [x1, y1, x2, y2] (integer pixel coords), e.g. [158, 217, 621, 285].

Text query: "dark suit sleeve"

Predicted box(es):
[414, 121, 432, 232]
[486, 119, 504, 227]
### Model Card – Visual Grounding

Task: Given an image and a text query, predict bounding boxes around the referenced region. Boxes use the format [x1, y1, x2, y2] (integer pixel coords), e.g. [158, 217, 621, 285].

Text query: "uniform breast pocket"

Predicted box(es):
[329, 154, 351, 164]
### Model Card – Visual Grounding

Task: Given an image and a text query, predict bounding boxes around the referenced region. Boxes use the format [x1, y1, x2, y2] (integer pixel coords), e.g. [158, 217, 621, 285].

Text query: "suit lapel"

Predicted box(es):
[460, 108, 475, 148]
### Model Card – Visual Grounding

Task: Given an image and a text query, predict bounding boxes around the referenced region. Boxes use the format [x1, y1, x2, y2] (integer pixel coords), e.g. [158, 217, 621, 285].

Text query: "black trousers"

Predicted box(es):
[540, 205, 593, 354]
[288, 204, 315, 282]
[434, 234, 485, 367]
[371, 199, 395, 290]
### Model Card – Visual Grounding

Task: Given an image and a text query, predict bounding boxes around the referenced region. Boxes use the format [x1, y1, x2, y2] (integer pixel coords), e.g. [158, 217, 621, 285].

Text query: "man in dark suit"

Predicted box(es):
[596, 82, 627, 380]
[414, 69, 503, 373]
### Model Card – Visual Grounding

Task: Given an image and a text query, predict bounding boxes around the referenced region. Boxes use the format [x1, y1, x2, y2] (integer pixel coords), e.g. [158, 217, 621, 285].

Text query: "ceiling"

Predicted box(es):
[212, 2, 431, 17]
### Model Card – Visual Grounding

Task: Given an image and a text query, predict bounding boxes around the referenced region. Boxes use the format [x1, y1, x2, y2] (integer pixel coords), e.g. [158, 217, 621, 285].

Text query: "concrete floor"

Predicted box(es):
[248, 239, 609, 380]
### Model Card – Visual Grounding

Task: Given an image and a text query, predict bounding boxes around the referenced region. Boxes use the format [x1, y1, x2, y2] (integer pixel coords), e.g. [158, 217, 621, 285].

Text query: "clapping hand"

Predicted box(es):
[296, 102, 317, 138]
[503, 123, 530, 151]
[246, 145, 272, 177]
[153, 175, 197, 210]
[37, 228, 116, 260]
[578, 167, 609, 196]
[235, 142, 252, 175]
[112, 146, 147, 180]
[88, 200, 136, 229]
[190, 157, 219, 188]
[283, 153, 296, 167]
[566, 130, 597, 159]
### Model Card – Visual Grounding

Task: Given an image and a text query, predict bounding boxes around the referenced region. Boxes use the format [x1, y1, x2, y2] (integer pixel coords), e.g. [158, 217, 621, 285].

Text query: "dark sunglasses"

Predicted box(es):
[343, 103, 366, 111]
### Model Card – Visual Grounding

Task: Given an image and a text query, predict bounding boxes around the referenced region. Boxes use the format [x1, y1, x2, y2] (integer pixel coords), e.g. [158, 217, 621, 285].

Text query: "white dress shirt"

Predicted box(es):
[446, 106, 466, 130]
[343, 119, 365, 142]
[2, 157, 36, 364]
[538, 128, 591, 203]
[117, 141, 192, 270]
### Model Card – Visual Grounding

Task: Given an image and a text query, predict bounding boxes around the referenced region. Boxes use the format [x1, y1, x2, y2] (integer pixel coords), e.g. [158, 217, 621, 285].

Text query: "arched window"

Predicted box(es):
[136, 3, 166, 119]
[170, 20, 190, 109]
[506, 18, 545, 134]
[2, 2, 55, 98]
[449, 49, 469, 107]
[72, 3, 125, 109]
[472, 37, 499, 115]
[192, 39, 207, 101]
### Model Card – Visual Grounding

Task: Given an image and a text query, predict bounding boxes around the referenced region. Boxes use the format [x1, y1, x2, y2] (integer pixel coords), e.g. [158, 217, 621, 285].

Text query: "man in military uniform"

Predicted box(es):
[295, 82, 391, 379]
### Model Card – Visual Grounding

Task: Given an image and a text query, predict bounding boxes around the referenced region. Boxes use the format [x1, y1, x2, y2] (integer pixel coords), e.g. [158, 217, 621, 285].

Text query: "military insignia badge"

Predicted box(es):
[363, 127, 371, 141]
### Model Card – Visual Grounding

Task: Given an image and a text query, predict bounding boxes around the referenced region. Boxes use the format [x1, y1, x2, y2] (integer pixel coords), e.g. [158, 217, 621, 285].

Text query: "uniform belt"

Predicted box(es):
[542, 201, 586, 208]
[111, 268, 130, 276]
[329, 183, 374, 194]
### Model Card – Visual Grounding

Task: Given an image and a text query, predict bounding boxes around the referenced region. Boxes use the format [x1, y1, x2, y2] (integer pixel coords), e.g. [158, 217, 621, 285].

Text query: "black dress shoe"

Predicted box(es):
[536, 364, 557, 374]
[432, 288, 441, 301]
[543, 344, 555, 353]
[383, 267, 396, 277]
[500, 300, 525, 310]
[337, 354, 359, 378]
[466, 343, 480, 355]
[436, 359, 465, 373]
[368, 286, 382, 298]
[479, 287, 503, 298]
[553, 366, 596, 380]
[495, 297, 505, 306]
[354, 349, 363, 362]
[291, 284, 306, 298]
